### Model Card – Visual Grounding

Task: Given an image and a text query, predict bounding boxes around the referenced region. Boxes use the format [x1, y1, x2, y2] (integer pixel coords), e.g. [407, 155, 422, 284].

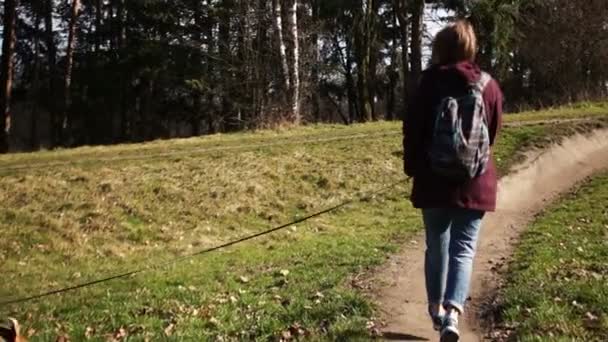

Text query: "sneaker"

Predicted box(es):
[428, 306, 444, 331]
[431, 313, 444, 331]
[440, 314, 460, 342]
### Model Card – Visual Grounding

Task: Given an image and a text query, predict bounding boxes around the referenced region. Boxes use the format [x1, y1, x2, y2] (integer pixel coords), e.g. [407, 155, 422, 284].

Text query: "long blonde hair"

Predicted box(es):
[431, 20, 478, 65]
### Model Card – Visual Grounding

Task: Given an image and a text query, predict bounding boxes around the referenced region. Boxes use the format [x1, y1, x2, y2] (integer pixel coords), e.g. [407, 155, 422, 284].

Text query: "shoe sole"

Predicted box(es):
[440, 331, 459, 342]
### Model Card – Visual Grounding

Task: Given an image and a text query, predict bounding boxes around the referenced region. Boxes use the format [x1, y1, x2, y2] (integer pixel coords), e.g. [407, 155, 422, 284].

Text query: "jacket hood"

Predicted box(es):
[435, 61, 482, 84]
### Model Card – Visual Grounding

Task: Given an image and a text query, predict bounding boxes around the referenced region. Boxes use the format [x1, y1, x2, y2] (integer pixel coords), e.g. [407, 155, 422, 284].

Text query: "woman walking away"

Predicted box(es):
[402, 20, 503, 342]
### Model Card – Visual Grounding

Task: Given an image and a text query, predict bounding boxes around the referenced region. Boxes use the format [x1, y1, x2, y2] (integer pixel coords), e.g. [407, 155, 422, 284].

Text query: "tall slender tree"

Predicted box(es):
[30, 5, 43, 149]
[45, 0, 58, 146]
[61, 0, 82, 145]
[394, 0, 410, 110]
[95, 0, 102, 52]
[410, 0, 424, 86]
[310, 0, 322, 121]
[219, 0, 236, 130]
[273, 0, 290, 93]
[355, 0, 376, 122]
[0, 0, 18, 153]
[287, 0, 301, 123]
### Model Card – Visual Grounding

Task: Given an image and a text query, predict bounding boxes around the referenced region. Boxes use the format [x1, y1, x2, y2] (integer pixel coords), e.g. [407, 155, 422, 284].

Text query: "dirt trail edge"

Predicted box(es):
[372, 128, 608, 342]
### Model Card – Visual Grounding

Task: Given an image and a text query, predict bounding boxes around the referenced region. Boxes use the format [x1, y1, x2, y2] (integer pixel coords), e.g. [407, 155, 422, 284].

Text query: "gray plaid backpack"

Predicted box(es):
[428, 72, 492, 181]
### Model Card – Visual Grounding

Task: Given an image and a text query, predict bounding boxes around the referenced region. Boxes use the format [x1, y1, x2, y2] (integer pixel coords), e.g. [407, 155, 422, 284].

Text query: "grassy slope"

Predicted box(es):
[0, 104, 606, 341]
[508, 101, 608, 122]
[499, 173, 608, 342]
[1, 101, 606, 170]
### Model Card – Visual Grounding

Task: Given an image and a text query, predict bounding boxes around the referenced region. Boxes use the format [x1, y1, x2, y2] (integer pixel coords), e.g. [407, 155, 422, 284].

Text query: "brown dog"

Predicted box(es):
[0, 318, 27, 342]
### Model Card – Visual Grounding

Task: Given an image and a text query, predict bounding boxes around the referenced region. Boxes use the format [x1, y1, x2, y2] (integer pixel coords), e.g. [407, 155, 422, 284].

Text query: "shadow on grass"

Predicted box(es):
[331, 330, 429, 341]
[382, 331, 429, 341]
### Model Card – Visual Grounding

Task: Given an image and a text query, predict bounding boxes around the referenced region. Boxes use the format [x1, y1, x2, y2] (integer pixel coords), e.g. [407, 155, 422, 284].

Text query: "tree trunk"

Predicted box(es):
[30, 11, 43, 150]
[395, 0, 410, 114]
[95, 0, 102, 52]
[115, 0, 129, 141]
[326, 93, 349, 125]
[356, 0, 374, 122]
[190, 0, 204, 136]
[310, 0, 321, 122]
[253, 0, 269, 125]
[115, 0, 126, 48]
[273, 0, 290, 92]
[369, 0, 380, 121]
[219, 0, 235, 131]
[0, 0, 17, 153]
[205, 7, 217, 134]
[44, 0, 59, 147]
[287, 0, 300, 123]
[345, 52, 358, 124]
[386, 5, 399, 121]
[237, 0, 251, 129]
[410, 0, 424, 87]
[334, 35, 357, 123]
[62, 0, 82, 146]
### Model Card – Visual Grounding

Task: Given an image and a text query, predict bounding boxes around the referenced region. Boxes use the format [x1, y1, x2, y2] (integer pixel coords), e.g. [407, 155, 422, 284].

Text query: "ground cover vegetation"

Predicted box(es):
[497, 172, 608, 341]
[1, 108, 607, 340]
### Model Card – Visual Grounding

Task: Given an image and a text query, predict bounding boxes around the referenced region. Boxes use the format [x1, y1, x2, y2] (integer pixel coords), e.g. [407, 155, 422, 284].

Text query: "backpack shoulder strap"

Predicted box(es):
[473, 72, 492, 93]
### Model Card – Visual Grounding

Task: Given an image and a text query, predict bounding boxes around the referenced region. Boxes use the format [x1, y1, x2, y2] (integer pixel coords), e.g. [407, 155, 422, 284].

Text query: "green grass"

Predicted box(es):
[499, 172, 608, 342]
[0, 101, 606, 172]
[0, 104, 607, 341]
[507, 101, 608, 123]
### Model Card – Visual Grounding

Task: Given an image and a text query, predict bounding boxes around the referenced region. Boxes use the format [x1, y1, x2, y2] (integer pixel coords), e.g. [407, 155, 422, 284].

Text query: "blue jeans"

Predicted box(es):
[422, 208, 485, 314]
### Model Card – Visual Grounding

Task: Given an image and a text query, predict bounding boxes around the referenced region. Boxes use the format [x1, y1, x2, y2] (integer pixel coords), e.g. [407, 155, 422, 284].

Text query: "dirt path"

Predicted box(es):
[372, 128, 608, 341]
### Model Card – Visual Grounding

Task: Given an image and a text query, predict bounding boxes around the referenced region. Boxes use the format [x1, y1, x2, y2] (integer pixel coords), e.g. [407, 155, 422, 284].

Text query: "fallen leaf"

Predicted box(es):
[55, 335, 70, 342]
[572, 300, 584, 309]
[116, 327, 127, 340]
[584, 311, 601, 330]
[85, 326, 95, 339]
[366, 320, 381, 336]
[281, 329, 292, 341]
[591, 272, 603, 281]
[288, 323, 308, 337]
[585, 312, 599, 321]
[164, 323, 175, 336]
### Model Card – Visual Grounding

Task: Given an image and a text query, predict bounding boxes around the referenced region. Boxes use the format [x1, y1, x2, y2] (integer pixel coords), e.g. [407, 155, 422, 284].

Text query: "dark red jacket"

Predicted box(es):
[403, 61, 503, 212]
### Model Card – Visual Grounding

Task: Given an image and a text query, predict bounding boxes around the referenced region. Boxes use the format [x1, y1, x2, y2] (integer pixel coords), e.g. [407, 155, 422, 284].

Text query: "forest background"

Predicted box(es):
[0, 0, 606, 152]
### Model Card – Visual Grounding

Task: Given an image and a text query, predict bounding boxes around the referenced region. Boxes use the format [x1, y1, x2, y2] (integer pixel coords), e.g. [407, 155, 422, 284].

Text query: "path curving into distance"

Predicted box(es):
[373, 127, 608, 341]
